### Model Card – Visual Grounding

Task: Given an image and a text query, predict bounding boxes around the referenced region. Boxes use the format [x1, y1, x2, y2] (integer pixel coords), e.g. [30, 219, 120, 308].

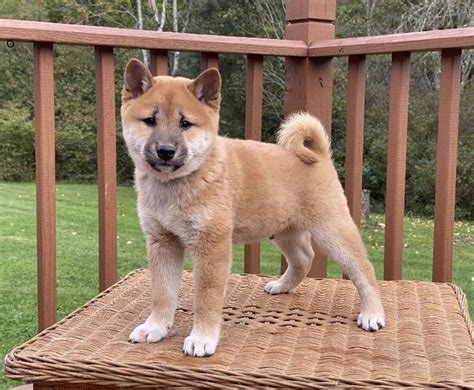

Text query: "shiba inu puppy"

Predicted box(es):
[121, 59, 385, 357]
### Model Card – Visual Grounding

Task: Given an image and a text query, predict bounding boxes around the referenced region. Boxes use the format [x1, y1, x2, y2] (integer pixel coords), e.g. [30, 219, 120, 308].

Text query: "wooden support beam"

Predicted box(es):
[34, 42, 57, 331]
[282, 0, 336, 278]
[150, 49, 168, 76]
[344, 55, 366, 229]
[384, 52, 411, 281]
[95, 46, 117, 291]
[309, 27, 474, 57]
[0, 19, 308, 56]
[244, 55, 264, 274]
[201, 52, 219, 71]
[432, 49, 461, 283]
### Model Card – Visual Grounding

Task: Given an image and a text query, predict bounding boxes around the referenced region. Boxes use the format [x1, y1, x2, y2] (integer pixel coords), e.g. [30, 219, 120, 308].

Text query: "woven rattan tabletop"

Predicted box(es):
[5, 269, 474, 388]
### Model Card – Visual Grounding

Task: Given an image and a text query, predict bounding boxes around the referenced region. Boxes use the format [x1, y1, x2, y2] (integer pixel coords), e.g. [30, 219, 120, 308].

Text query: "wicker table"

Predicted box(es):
[5, 269, 474, 388]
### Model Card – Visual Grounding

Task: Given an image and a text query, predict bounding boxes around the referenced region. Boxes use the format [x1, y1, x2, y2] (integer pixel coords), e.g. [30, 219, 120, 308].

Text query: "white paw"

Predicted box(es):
[264, 279, 290, 295]
[357, 312, 385, 331]
[183, 332, 218, 357]
[129, 321, 169, 343]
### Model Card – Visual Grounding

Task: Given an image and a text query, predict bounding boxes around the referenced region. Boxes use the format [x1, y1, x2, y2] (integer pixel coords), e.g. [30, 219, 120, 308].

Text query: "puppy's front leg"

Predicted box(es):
[183, 231, 231, 357]
[129, 232, 184, 343]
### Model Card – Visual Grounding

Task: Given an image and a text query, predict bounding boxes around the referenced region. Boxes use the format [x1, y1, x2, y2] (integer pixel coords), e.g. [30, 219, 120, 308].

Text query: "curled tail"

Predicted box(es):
[277, 112, 331, 164]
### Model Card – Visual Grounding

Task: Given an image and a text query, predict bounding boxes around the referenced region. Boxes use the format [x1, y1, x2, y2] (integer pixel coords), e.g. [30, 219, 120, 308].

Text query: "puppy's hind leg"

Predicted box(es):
[264, 228, 314, 295]
[309, 219, 385, 331]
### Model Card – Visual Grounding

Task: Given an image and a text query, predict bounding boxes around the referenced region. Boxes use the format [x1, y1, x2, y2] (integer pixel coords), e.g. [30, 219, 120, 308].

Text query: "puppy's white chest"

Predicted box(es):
[140, 190, 209, 241]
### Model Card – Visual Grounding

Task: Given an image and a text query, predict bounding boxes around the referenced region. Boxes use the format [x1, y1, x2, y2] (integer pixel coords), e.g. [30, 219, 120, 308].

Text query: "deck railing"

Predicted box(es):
[0, 0, 473, 333]
[308, 29, 472, 283]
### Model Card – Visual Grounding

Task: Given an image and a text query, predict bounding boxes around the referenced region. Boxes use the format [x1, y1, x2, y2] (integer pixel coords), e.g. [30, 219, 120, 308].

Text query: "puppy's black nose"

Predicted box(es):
[156, 144, 176, 161]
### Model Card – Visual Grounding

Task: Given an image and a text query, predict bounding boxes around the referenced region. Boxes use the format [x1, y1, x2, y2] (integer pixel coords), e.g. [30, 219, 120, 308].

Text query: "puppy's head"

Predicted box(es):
[121, 59, 221, 181]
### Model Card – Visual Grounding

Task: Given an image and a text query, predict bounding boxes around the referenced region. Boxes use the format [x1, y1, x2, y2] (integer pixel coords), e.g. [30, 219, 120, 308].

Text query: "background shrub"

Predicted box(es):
[0, 104, 35, 181]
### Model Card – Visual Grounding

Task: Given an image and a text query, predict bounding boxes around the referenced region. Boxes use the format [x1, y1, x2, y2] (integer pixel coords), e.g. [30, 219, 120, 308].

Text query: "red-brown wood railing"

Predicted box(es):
[244, 54, 264, 274]
[0, 0, 473, 333]
[34, 42, 56, 330]
[308, 30, 472, 283]
[95, 46, 117, 291]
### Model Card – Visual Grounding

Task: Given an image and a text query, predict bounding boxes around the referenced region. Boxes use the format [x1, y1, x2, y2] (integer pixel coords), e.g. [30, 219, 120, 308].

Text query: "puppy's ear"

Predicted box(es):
[122, 59, 155, 102]
[188, 68, 221, 110]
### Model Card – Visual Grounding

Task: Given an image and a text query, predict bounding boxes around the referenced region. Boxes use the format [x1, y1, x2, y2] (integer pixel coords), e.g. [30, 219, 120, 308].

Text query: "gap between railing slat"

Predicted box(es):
[344, 55, 366, 229]
[201, 52, 219, 71]
[432, 48, 461, 283]
[34, 42, 57, 332]
[244, 55, 264, 274]
[95, 46, 117, 291]
[384, 51, 411, 280]
[150, 49, 169, 76]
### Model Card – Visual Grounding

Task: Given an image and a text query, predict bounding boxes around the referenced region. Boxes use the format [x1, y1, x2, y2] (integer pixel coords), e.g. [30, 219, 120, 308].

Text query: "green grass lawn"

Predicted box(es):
[1, 182, 473, 388]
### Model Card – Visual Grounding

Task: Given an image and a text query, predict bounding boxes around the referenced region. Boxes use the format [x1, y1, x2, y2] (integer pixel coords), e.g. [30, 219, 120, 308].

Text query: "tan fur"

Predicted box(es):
[277, 112, 331, 163]
[122, 59, 385, 357]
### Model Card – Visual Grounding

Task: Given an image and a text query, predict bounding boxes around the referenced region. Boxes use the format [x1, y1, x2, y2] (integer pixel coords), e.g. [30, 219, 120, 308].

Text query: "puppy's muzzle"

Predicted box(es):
[156, 144, 176, 162]
[144, 142, 184, 172]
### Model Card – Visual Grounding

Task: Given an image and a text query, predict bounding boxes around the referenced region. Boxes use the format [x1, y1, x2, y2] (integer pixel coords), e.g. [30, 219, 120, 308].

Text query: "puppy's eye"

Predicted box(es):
[143, 117, 156, 127]
[180, 119, 192, 130]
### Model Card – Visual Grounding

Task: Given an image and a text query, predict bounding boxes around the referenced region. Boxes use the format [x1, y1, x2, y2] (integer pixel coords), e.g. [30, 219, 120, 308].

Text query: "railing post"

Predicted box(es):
[432, 48, 461, 283]
[34, 42, 57, 331]
[95, 46, 117, 291]
[283, 0, 336, 278]
[345, 55, 367, 230]
[201, 52, 219, 71]
[244, 55, 264, 274]
[384, 52, 411, 281]
[150, 49, 169, 76]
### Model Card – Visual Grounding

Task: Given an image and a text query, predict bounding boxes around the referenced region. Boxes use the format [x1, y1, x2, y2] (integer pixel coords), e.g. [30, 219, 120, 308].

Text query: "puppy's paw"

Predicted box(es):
[129, 321, 169, 343]
[183, 333, 218, 357]
[264, 279, 290, 295]
[357, 312, 385, 332]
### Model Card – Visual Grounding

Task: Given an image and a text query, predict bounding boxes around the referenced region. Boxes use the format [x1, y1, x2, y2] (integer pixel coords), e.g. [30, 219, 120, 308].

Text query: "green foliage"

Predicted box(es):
[456, 81, 474, 218]
[55, 127, 97, 181]
[0, 104, 35, 181]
